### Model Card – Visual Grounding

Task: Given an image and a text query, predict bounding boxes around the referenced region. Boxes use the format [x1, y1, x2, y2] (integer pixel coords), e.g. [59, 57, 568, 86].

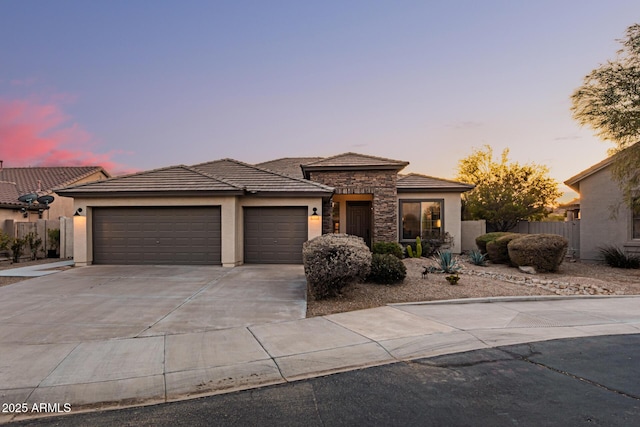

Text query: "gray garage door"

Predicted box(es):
[244, 207, 308, 264]
[93, 206, 221, 265]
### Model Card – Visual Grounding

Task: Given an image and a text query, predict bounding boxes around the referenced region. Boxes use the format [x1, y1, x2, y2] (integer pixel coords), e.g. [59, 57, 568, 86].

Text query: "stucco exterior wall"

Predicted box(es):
[309, 170, 398, 242]
[578, 166, 638, 261]
[397, 192, 464, 253]
[72, 195, 324, 266]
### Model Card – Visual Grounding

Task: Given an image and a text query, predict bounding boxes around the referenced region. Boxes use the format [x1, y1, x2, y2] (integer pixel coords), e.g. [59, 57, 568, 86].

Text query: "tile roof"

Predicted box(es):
[0, 166, 108, 207]
[302, 152, 409, 169]
[192, 159, 334, 194]
[0, 181, 21, 207]
[255, 157, 324, 178]
[0, 166, 108, 195]
[397, 173, 474, 192]
[59, 160, 334, 196]
[57, 165, 244, 196]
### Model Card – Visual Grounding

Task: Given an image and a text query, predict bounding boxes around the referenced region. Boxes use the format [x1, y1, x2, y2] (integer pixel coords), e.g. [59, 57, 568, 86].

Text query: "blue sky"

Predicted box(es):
[1, 1, 639, 201]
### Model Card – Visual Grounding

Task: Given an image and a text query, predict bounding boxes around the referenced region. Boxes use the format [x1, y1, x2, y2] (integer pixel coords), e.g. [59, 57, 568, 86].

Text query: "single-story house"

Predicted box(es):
[565, 152, 640, 261]
[59, 153, 473, 266]
[0, 165, 109, 231]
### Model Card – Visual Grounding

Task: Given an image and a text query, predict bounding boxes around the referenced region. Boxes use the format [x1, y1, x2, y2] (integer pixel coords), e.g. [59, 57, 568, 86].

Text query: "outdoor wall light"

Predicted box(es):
[20, 207, 28, 218]
[310, 207, 320, 220]
[74, 208, 84, 216]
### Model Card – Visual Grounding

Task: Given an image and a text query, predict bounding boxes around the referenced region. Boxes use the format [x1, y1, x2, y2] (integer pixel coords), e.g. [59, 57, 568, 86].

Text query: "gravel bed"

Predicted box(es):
[306, 256, 640, 317]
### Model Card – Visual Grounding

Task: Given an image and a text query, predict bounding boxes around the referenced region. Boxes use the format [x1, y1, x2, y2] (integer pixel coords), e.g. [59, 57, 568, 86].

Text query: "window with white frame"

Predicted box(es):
[400, 200, 443, 241]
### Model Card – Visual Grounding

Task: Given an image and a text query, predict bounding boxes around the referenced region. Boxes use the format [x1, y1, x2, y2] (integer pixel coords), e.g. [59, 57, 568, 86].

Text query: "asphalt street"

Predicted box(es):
[11, 334, 640, 427]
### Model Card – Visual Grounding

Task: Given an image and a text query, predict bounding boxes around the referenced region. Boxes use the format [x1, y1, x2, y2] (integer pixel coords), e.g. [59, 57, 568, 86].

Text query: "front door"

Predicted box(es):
[346, 201, 372, 247]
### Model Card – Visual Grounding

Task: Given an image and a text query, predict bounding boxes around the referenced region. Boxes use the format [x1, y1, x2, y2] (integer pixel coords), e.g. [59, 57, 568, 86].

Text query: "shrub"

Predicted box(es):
[445, 274, 460, 285]
[372, 241, 404, 259]
[10, 238, 25, 263]
[475, 232, 514, 254]
[468, 249, 487, 266]
[368, 253, 407, 284]
[303, 234, 372, 300]
[598, 245, 640, 269]
[0, 231, 11, 254]
[486, 233, 521, 264]
[48, 228, 60, 250]
[507, 234, 568, 272]
[432, 250, 461, 273]
[25, 232, 42, 261]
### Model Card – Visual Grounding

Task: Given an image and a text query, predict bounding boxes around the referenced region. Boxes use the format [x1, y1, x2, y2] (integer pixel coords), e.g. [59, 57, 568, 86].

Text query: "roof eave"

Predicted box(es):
[397, 186, 474, 193]
[56, 190, 245, 198]
[564, 155, 616, 192]
[243, 190, 334, 198]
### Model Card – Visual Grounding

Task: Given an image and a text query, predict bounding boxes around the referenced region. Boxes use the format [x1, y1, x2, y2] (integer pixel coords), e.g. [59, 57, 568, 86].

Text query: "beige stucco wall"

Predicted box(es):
[397, 192, 464, 253]
[72, 195, 324, 266]
[577, 166, 639, 260]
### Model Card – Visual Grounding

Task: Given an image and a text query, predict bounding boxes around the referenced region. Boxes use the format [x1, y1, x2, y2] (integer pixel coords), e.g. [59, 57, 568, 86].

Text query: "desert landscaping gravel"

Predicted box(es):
[307, 257, 640, 317]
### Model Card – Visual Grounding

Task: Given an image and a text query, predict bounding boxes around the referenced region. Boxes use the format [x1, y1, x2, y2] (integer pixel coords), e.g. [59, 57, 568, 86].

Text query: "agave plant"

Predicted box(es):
[433, 250, 461, 274]
[468, 249, 487, 266]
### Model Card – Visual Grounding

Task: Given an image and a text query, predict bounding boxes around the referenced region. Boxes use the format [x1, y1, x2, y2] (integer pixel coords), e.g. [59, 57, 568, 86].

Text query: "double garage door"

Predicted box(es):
[93, 207, 222, 265]
[92, 206, 308, 265]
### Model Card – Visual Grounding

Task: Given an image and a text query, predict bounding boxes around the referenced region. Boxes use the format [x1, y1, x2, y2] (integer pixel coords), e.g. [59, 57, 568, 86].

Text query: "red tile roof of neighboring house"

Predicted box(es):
[397, 173, 474, 192]
[0, 166, 108, 207]
[0, 181, 21, 207]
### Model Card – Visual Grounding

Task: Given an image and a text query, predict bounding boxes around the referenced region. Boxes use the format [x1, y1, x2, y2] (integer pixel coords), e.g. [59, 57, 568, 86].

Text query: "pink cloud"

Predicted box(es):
[0, 97, 129, 174]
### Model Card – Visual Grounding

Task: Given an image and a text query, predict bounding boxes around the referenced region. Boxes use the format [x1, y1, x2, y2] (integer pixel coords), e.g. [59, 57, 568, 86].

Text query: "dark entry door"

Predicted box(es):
[346, 201, 372, 247]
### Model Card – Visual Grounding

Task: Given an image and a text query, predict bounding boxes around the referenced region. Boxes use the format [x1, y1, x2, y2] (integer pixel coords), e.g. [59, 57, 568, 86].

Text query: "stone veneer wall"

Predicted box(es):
[309, 170, 398, 242]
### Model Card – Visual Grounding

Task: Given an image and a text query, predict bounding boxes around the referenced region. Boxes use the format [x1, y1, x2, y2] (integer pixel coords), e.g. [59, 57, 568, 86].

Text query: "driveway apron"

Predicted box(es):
[0, 264, 307, 345]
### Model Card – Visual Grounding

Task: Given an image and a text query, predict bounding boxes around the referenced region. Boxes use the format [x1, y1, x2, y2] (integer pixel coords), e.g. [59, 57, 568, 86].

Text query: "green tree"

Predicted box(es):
[457, 145, 562, 231]
[571, 24, 640, 205]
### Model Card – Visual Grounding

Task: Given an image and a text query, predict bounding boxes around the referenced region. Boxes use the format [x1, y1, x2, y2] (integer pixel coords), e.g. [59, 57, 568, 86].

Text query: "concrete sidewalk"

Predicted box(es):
[2, 295, 639, 423]
[0, 260, 75, 277]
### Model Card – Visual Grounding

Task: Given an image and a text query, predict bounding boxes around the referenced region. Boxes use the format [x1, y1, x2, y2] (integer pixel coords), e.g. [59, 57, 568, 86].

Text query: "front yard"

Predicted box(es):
[306, 257, 640, 317]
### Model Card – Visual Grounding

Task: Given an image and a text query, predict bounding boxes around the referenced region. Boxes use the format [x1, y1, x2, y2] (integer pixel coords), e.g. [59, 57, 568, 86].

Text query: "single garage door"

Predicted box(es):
[93, 206, 221, 265]
[244, 207, 307, 264]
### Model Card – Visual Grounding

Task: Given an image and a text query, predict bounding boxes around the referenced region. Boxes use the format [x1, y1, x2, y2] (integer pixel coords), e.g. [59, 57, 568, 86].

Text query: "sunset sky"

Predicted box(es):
[1, 1, 639, 201]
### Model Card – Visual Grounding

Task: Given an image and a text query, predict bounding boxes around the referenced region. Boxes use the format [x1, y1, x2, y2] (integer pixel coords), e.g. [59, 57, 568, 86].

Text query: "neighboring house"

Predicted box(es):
[565, 154, 640, 261]
[0, 165, 110, 231]
[60, 153, 473, 267]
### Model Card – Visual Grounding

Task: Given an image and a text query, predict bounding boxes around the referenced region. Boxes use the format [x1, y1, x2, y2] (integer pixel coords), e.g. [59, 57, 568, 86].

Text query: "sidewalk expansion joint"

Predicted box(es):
[245, 326, 289, 383]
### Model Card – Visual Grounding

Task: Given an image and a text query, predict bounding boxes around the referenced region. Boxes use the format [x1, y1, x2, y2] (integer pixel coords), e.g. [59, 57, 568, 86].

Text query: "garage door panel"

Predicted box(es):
[93, 207, 221, 265]
[244, 207, 307, 264]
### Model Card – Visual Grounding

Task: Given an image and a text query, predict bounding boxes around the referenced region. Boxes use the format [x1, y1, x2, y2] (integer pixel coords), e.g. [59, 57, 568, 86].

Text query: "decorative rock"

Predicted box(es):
[518, 266, 537, 275]
[463, 267, 616, 296]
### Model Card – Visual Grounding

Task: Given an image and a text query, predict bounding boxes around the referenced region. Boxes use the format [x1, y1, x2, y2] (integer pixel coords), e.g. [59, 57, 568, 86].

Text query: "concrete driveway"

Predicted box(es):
[0, 264, 307, 344]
